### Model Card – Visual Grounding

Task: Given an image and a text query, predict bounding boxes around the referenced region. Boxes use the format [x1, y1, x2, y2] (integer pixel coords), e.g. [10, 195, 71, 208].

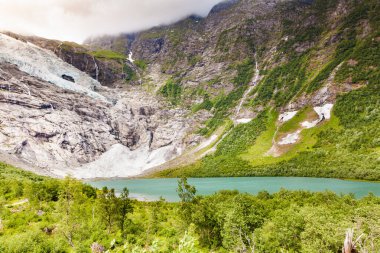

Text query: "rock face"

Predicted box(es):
[0, 35, 199, 178]
[3, 32, 125, 86]
[1, 0, 377, 178]
[0, 33, 104, 101]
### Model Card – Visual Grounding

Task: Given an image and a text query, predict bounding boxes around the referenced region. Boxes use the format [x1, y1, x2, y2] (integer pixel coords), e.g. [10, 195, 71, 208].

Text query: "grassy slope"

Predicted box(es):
[90, 50, 126, 61]
[156, 82, 379, 180]
[153, 0, 380, 180]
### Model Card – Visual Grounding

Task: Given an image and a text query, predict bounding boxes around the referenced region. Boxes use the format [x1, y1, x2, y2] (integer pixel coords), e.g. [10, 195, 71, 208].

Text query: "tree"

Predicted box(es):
[177, 177, 196, 203]
[57, 177, 88, 248]
[177, 177, 197, 226]
[222, 206, 251, 252]
[255, 206, 305, 252]
[118, 187, 133, 237]
[174, 224, 201, 253]
[97, 187, 118, 234]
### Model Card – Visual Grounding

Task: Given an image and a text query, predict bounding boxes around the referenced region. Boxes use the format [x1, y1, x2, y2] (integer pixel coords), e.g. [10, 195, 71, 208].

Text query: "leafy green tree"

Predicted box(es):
[118, 187, 134, 238]
[97, 187, 119, 234]
[254, 206, 305, 252]
[174, 224, 202, 253]
[177, 177, 196, 203]
[177, 177, 197, 226]
[57, 177, 88, 248]
[192, 196, 221, 247]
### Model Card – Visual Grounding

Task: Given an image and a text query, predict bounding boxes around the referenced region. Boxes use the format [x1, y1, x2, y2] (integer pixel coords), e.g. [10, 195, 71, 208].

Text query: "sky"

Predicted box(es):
[0, 0, 224, 43]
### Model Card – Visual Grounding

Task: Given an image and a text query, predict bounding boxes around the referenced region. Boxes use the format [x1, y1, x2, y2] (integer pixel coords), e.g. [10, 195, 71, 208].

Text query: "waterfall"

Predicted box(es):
[206, 53, 260, 156]
[92, 56, 99, 81]
[127, 51, 143, 84]
[128, 51, 135, 63]
[235, 53, 260, 117]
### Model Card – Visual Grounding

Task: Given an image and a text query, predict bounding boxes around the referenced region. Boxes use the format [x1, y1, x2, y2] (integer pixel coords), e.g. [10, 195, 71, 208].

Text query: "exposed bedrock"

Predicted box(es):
[0, 63, 199, 178]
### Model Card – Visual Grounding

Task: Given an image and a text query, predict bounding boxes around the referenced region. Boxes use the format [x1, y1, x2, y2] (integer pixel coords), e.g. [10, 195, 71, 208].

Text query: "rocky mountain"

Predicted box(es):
[0, 0, 379, 180]
[0, 33, 207, 178]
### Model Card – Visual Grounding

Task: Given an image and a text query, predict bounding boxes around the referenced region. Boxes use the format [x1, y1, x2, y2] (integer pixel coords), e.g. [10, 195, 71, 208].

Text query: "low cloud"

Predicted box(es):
[0, 0, 223, 43]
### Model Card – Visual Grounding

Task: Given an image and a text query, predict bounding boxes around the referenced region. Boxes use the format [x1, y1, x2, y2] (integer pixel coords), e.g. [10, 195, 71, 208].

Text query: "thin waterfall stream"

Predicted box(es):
[234, 53, 260, 119]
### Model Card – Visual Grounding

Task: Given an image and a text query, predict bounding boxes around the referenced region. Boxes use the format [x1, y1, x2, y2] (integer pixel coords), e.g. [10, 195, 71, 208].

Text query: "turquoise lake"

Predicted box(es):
[88, 177, 380, 202]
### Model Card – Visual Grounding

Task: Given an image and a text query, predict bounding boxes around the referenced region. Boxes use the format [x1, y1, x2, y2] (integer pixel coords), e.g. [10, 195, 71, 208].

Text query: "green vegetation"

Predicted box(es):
[335, 34, 380, 86]
[160, 77, 380, 180]
[306, 31, 356, 93]
[90, 50, 139, 83]
[1, 168, 379, 252]
[159, 78, 182, 105]
[2, 0, 380, 250]
[198, 59, 254, 136]
[123, 64, 136, 81]
[188, 55, 202, 66]
[253, 55, 307, 107]
[157, 0, 380, 179]
[162, 111, 267, 177]
[191, 94, 213, 113]
[216, 27, 236, 53]
[60, 41, 87, 53]
[91, 50, 126, 61]
[134, 60, 147, 71]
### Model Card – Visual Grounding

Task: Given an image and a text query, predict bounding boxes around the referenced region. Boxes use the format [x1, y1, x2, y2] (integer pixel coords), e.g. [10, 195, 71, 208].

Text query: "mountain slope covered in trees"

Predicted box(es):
[1, 163, 379, 252]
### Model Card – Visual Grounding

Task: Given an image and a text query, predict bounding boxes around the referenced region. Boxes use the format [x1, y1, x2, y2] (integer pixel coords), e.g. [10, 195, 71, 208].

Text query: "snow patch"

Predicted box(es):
[65, 144, 179, 179]
[301, 120, 319, 129]
[300, 104, 334, 129]
[279, 111, 298, 122]
[273, 104, 334, 149]
[195, 134, 218, 152]
[0, 33, 107, 102]
[236, 118, 253, 124]
[314, 103, 333, 120]
[278, 130, 301, 145]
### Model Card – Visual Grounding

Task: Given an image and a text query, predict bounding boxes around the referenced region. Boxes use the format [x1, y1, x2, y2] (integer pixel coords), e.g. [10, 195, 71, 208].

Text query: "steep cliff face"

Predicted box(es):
[123, 0, 379, 178]
[3, 32, 128, 86]
[0, 34, 204, 178]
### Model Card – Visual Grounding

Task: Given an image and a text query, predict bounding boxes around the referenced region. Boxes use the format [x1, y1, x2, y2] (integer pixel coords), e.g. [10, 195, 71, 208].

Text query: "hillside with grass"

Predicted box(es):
[0, 0, 378, 180]
[142, 0, 379, 180]
[1, 0, 380, 252]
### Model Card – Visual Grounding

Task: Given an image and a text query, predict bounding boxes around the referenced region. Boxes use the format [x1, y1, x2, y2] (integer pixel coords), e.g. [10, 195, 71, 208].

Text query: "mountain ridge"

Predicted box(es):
[0, 0, 379, 180]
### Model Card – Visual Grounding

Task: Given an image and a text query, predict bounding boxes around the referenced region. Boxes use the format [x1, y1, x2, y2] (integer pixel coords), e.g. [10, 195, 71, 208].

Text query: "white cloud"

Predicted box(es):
[0, 0, 223, 43]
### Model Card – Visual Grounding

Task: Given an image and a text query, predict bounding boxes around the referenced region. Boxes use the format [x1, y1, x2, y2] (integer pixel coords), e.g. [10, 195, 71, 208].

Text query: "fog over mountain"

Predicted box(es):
[0, 0, 223, 43]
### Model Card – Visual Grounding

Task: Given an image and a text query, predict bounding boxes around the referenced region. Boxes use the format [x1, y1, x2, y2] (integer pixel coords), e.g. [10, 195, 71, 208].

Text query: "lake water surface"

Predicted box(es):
[88, 177, 380, 202]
